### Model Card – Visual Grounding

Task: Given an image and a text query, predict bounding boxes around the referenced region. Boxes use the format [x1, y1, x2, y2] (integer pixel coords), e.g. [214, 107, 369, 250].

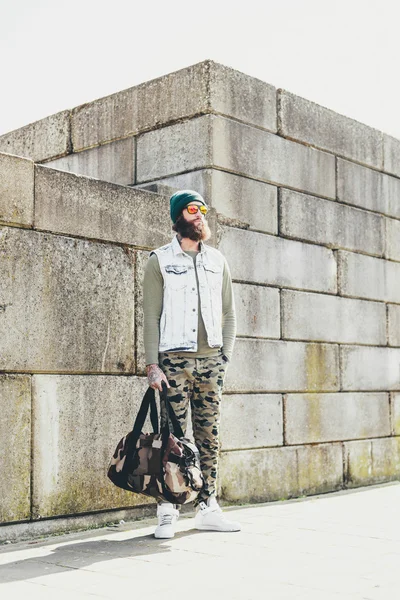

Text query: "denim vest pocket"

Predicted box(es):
[164, 264, 188, 290]
[204, 263, 223, 290]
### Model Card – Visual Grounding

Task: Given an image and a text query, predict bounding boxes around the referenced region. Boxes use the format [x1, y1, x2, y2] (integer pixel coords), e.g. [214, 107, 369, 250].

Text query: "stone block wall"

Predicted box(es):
[1, 60, 400, 530]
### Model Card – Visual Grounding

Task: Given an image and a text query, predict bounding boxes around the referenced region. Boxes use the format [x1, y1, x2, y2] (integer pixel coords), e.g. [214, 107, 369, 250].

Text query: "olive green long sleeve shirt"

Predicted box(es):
[143, 249, 236, 365]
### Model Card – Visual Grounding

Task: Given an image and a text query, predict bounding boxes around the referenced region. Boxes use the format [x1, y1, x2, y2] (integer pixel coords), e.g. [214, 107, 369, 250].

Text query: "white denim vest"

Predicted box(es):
[151, 235, 224, 353]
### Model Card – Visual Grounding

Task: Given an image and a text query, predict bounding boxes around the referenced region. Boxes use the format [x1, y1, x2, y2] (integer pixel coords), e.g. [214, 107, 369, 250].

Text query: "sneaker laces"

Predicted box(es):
[159, 512, 175, 526]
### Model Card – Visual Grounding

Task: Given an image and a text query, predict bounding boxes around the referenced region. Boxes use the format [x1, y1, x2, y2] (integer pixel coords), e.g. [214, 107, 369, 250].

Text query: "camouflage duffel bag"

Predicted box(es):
[107, 383, 204, 504]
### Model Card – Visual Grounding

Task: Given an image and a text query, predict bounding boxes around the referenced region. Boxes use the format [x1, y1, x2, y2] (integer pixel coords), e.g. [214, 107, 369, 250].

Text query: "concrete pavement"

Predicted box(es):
[1, 482, 400, 599]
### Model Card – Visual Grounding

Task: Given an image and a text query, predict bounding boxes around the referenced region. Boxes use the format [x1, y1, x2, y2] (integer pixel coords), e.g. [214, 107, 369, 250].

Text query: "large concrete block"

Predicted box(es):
[285, 392, 390, 444]
[281, 290, 386, 345]
[209, 62, 277, 132]
[337, 159, 400, 219]
[233, 283, 280, 338]
[0, 375, 31, 523]
[385, 217, 400, 261]
[220, 394, 283, 450]
[338, 250, 400, 303]
[0, 110, 71, 162]
[219, 446, 298, 502]
[139, 169, 278, 235]
[71, 62, 210, 150]
[219, 228, 337, 293]
[137, 115, 336, 199]
[225, 339, 339, 393]
[383, 133, 400, 177]
[35, 166, 172, 248]
[279, 90, 383, 169]
[0, 226, 135, 372]
[280, 189, 384, 257]
[32, 375, 153, 518]
[45, 138, 135, 186]
[343, 437, 400, 487]
[212, 117, 336, 200]
[0, 152, 34, 226]
[341, 346, 400, 391]
[219, 443, 343, 502]
[388, 304, 400, 347]
[137, 116, 212, 183]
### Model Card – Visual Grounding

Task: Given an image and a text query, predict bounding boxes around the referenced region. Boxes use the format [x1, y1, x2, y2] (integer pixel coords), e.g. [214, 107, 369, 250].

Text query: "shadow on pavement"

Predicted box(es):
[0, 527, 202, 585]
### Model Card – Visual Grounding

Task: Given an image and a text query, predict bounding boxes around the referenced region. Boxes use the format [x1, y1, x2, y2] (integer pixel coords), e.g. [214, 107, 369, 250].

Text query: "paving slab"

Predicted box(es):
[1, 482, 400, 599]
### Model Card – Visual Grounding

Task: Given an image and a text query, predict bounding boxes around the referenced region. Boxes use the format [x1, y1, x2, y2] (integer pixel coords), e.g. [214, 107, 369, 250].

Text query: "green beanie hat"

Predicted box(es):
[169, 190, 208, 223]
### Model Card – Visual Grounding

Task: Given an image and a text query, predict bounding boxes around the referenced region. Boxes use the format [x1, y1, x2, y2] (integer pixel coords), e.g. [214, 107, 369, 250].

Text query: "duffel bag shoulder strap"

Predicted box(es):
[160, 381, 184, 439]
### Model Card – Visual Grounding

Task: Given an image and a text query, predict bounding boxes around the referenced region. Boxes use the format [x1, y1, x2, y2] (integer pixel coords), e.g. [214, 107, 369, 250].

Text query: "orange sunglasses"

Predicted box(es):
[186, 204, 208, 215]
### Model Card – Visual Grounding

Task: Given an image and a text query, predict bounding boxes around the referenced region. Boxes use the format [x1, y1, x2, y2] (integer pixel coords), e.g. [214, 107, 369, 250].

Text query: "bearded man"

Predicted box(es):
[143, 189, 240, 538]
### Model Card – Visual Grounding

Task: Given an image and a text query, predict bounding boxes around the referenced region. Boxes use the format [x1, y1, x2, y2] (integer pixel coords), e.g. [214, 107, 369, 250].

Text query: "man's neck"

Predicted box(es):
[177, 234, 201, 252]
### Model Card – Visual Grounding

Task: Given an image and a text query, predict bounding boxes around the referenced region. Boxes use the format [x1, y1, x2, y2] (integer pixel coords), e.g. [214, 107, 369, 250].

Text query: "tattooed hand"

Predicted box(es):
[146, 364, 170, 391]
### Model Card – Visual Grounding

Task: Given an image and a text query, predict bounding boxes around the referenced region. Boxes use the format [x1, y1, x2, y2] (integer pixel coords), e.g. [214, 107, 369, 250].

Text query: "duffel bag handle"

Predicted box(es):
[160, 381, 185, 439]
[131, 386, 159, 439]
[122, 386, 159, 475]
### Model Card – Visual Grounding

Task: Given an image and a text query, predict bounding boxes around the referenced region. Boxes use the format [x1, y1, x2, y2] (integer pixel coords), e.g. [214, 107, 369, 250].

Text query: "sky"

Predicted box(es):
[1, 0, 399, 138]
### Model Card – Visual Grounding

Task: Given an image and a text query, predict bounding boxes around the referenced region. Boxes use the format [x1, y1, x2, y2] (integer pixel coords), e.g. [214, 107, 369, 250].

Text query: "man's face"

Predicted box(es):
[174, 201, 211, 241]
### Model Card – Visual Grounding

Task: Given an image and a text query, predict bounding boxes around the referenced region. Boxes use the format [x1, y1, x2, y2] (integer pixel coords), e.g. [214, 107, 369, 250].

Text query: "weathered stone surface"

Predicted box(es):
[219, 228, 337, 293]
[338, 250, 400, 303]
[385, 217, 400, 261]
[32, 375, 153, 517]
[281, 290, 386, 344]
[71, 62, 210, 151]
[219, 446, 297, 502]
[279, 90, 383, 169]
[0, 226, 135, 372]
[388, 304, 400, 347]
[392, 393, 400, 434]
[137, 116, 212, 183]
[45, 138, 135, 186]
[35, 166, 172, 247]
[220, 394, 283, 450]
[234, 283, 280, 338]
[341, 346, 400, 391]
[219, 443, 343, 502]
[137, 115, 336, 199]
[343, 437, 400, 487]
[280, 189, 384, 257]
[0, 152, 34, 226]
[296, 443, 343, 495]
[209, 62, 277, 132]
[139, 169, 278, 235]
[135, 250, 150, 375]
[383, 133, 400, 177]
[337, 159, 400, 219]
[0, 375, 31, 523]
[225, 339, 339, 393]
[285, 392, 390, 444]
[0, 110, 71, 162]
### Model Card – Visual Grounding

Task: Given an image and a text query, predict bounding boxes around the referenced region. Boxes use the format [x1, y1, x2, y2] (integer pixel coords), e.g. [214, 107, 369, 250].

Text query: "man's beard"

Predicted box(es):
[173, 215, 211, 242]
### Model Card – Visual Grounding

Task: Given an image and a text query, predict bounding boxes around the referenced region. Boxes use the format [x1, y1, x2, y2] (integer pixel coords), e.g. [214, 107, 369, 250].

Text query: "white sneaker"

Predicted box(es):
[154, 503, 179, 539]
[194, 496, 241, 532]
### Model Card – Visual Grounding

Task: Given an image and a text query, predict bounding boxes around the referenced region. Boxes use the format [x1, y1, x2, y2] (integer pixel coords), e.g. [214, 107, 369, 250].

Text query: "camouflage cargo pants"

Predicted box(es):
[159, 351, 228, 506]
